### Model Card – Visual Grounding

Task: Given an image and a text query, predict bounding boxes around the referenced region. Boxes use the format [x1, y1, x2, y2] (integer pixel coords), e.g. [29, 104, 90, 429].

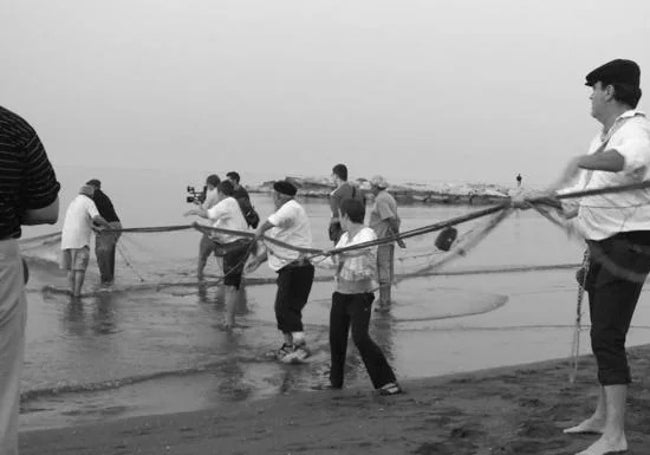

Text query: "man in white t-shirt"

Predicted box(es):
[60, 185, 110, 297]
[185, 180, 250, 329]
[247, 180, 315, 363]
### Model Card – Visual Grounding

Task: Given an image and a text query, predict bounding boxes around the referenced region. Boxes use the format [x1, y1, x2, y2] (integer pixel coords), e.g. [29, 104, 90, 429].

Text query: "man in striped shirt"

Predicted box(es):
[0, 105, 60, 455]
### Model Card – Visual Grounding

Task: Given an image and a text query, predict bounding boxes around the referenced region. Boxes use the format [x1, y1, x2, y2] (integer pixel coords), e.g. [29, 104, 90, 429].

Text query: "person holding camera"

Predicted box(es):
[185, 180, 250, 329]
[194, 174, 221, 281]
[0, 105, 60, 454]
[328, 164, 365, 244]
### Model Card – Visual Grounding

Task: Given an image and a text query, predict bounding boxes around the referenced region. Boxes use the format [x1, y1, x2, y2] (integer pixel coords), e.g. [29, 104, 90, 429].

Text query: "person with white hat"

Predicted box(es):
[368, 175, 401, 312]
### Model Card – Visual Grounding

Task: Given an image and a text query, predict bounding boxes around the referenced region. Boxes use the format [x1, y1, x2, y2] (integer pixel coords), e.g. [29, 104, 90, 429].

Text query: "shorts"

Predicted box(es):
[61, 246, 90, 272]
[222, 241, 250, 289]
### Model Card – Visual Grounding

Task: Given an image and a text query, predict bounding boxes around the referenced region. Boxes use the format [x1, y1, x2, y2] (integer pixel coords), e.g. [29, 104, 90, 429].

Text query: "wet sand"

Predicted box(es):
[20, 345, 650, 455]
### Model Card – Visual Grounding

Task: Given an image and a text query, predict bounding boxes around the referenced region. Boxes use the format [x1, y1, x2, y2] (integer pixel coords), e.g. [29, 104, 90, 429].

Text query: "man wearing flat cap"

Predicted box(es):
[368, 175, 402, 312]
[61, 186, 111, 297]
[247, 180, 315, 363]
[520, 59, 650, 455]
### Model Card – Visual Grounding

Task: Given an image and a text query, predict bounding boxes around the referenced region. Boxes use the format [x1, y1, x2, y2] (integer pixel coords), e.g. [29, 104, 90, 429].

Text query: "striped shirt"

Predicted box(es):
[0, 106, 60, 239]
[316, 226, 377, 294]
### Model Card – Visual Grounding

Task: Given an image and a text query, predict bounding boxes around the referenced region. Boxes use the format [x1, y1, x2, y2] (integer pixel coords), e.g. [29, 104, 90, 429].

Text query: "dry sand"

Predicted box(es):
[20, 346, 650, 455]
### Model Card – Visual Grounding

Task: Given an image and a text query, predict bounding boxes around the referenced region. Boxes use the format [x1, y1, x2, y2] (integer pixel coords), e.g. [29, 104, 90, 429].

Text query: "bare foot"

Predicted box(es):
[564, 417, 606, 435]
[575, 435, 627, 455]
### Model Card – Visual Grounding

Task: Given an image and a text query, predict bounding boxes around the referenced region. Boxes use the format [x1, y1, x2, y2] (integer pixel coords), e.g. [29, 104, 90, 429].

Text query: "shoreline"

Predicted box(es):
[247, 176, 512, 206]
[20, 345, 650, 454]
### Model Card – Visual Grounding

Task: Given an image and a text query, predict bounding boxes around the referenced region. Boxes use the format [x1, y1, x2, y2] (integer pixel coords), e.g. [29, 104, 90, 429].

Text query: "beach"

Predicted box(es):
[16, 168, 650, 453]
[20, 345, 650, 454]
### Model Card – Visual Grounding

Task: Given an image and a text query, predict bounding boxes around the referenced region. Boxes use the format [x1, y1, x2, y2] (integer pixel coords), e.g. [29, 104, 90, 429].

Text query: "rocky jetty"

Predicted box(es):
[249, 176, 512, 206]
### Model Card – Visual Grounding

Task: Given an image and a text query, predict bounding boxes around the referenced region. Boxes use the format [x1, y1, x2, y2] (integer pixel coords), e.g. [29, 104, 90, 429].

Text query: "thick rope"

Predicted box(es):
[81, 179, 650, 260]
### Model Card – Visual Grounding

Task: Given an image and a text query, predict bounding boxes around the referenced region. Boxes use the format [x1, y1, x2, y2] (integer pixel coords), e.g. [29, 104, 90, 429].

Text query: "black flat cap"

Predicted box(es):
[585, 59, 640, 87]
[273, 180, 297, 196]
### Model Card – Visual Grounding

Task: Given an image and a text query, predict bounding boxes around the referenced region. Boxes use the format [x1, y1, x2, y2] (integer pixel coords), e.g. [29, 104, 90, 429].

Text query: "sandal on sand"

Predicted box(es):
[378, 382, 402, 396]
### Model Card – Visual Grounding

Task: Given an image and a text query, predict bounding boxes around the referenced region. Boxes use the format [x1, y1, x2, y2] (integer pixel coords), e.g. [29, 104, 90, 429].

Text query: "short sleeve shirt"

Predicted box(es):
[0, 106, 60, 239]
[266, 199, 313, 271]
[206, 196, 248, 243]
[368, 190, 400, 239]
[572, 110, 650, 240]
[61, 195, 100, 249]
[329, 182, 364, 220]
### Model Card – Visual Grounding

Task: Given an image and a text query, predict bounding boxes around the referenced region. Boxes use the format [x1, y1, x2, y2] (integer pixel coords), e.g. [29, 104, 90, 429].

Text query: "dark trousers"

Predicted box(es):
[586, 232, 650, 385]
[329, 292, 396, 389]
[274, 263, 315, 333]
[95, 227, 120, 284]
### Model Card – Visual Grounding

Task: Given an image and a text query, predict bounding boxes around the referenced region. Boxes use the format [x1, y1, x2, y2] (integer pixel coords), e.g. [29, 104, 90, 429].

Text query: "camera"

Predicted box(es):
[186, 185, 207, 204]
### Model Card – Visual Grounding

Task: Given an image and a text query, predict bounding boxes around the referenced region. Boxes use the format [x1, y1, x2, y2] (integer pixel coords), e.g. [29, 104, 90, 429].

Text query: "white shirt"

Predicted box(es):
[571, 110, 650, 240]
[61, 195, 100, 249]
[317, 226, 377, 294]
[266, 199, 312, 271]
[206, 196, 248, 243]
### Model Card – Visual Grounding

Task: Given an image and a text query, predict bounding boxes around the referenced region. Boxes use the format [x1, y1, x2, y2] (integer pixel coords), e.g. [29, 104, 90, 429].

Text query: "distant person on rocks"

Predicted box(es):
[196, 174, 221, 281]
[516, 173, 523, 187]
[313, 198, 402, 395]
[328, 163, 365, 244]
[86, 179, 121, 286]
[0, 105, 60, 455]
[61, 185, 111, 297]
[246, 180, 315, 363]
[515, 58, 650, 455]
[368, 175, 401, 312]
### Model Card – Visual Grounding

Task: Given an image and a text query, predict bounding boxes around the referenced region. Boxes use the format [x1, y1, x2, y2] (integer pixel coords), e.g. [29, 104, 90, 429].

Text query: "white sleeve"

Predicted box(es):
[614, 123, 650, 175]
[357, 228, 377, 244]
[207, 200, 227, 221]
[86, 199, 100, 219]
[268, 203, 294, 228]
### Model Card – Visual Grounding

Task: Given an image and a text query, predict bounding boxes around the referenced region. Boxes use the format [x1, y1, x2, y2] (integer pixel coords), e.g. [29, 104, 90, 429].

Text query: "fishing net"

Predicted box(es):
[20, 181, 650, 327]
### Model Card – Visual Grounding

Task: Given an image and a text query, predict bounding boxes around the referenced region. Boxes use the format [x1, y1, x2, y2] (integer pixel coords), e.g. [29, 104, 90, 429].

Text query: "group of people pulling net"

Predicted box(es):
[8, 58, 650, 455]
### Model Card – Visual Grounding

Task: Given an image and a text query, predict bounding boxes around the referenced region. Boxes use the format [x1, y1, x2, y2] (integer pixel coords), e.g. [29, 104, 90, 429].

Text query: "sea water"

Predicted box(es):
[18, 165, 650, 430]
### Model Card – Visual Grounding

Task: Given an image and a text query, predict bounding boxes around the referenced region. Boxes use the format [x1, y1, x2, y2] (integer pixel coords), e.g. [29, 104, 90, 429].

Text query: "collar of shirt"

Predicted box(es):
[600, 109, 646, 141]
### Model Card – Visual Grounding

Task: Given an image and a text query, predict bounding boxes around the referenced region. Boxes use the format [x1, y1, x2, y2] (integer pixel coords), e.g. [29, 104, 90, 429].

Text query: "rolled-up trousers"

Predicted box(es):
[274, 263, 315, 333]
[585, 231, 650, 385]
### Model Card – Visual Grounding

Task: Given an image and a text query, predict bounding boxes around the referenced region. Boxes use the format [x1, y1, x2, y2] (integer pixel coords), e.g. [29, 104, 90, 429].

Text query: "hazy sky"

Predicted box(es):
[2, 0, 650, 185]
